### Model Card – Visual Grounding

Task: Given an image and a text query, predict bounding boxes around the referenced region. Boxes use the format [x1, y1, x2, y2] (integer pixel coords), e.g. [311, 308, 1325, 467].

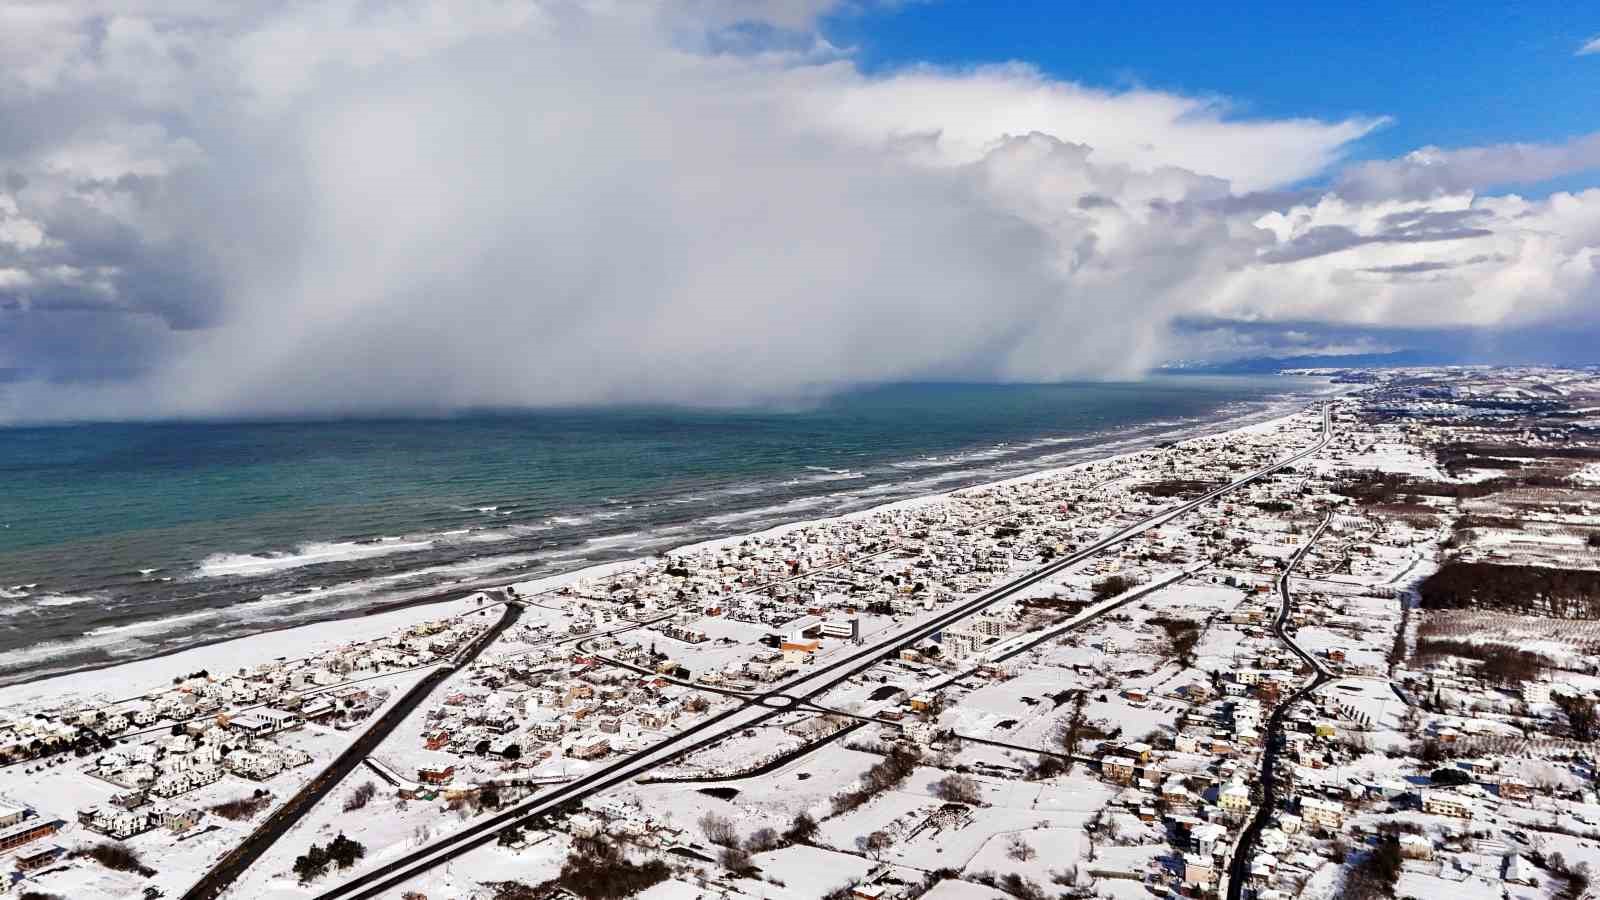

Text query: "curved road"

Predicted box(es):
[1223, 512, 1334, 900]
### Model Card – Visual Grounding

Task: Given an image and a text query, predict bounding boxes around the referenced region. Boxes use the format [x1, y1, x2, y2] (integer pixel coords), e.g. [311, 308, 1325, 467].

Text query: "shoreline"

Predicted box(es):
[0, 388, 1337, 703]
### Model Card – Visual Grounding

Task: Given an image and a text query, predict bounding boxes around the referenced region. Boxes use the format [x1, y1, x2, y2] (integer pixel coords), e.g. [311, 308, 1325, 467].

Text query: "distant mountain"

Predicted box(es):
[1159, 349, 1454, 374]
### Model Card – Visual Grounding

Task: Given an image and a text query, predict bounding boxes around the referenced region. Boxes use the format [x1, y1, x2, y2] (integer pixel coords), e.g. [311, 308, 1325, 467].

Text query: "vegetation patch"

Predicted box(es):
[1132, 479, 1219, 499]
[70, 843, 155, 877]
[1418, 562, 1600, 618]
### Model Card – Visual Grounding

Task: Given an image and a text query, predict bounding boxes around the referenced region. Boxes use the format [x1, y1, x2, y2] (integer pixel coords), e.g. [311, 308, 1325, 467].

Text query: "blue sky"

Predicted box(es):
[826, 0, 1600, 191]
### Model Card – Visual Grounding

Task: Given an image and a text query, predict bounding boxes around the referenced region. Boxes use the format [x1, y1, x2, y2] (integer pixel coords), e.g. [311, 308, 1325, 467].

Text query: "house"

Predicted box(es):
[159, 807, 205, 833]
[15, 845, 64, 872]
[1422, 791, 1472, 819]
[1399, 834, 1433, 860]
[1190, 822, 1228, 856]
[1300, 797, 1344, 830]
[1184, 853, 1217, 887]
[1505, 853, 1537, 886]
[418, 765, 456, 785]
[1500, 781, 1533, 802]
[1219, 781, 1251, 816]
[80, 805, 154, 840]
[227, 707, 300, 736]
[1103, 757, 1137, 785]
[568, 738, 611, 760]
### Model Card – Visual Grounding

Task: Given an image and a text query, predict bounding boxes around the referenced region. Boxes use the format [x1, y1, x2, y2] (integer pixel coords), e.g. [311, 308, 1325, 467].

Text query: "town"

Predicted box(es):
[1, 367, 1598, 900]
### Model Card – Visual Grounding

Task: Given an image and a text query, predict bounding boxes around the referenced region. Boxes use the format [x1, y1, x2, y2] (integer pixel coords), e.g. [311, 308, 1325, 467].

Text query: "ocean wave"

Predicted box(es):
[193, 536, 437, 578]
[83, 609, 220, 638]
[34, 594, 100, 608]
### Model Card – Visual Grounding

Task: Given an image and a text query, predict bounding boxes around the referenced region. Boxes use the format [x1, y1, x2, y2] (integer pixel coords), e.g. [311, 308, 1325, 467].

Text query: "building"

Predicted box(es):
[1399, 834, 1433, 860]
[1422, 791, 1473, 819]
[781, 639, 820, 666]
[1103, 757, 1137, 785]
[15, 845, 63, 872]
[1300, 797, 1345, 830]
[0, 814, 62, 853]
[1184, 853, 1217, 887]
[417, 765, 456, 785]
[227, 707, 301, 736]
[568, 738, 611, 760]
[1219, 781, 1252, 816]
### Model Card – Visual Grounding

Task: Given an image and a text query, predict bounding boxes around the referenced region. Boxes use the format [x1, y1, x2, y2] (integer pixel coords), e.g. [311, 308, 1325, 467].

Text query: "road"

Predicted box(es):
[180, 602, 526, 900]
[313, 405, 1333, 900]
[1223, 512, 1334, 900]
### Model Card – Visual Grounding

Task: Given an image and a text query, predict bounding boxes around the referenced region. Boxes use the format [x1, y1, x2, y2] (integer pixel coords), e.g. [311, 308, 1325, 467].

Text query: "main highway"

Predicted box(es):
[304, 404, 1333, 900]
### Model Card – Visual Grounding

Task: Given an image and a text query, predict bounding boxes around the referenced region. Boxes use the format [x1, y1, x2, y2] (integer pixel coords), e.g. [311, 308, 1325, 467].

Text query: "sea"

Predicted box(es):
[0, 376, 1335, 686]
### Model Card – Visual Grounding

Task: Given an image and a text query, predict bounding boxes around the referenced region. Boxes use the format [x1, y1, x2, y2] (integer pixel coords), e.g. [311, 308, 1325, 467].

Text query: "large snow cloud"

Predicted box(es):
[1, 0, 1597, 422]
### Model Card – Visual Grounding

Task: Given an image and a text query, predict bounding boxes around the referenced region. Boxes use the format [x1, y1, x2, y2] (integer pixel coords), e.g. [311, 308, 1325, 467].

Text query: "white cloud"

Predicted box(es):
[1579, 35, 1600, 56]
[0, 0, 1597, 422]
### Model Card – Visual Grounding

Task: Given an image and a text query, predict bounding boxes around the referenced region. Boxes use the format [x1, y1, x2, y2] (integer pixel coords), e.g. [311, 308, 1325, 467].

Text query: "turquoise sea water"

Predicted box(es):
[0, 377, 1329, 684]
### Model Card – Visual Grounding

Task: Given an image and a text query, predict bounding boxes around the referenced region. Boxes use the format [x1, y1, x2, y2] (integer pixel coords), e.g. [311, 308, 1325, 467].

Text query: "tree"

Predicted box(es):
[1007, 835, 1037, 861]
[744, 827, 782, 853]
[784, 811, 817, 843]
[326, 833, 366, 870]
[1556, 695, 1598, 742]
[293, 845, 330, 884]
[698, 812, 737, 847]
[720, 846, 754, 874]
[1092, 575, 1135, 601]
[931, 774, 982, 805]
[863, 830, 893, 860]
[343, 781, 378, 812]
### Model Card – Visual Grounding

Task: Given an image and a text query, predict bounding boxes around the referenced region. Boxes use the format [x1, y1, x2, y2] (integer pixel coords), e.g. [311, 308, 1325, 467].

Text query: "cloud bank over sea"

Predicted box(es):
[1, 1, 1598, 422]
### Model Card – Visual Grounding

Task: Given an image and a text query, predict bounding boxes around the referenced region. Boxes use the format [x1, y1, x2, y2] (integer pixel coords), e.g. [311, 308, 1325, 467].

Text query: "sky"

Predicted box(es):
[1, 0, 1598, 423]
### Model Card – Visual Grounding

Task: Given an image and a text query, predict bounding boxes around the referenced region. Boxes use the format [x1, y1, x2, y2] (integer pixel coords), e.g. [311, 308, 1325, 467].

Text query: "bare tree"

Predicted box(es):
[931, 773, 982, 805]
[698, 812, 738, 847]
[863, 830, 894, 861]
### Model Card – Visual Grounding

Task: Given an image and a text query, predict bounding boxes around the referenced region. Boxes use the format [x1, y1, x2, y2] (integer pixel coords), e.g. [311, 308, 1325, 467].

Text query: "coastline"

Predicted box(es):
[0, 386, 1338, 706]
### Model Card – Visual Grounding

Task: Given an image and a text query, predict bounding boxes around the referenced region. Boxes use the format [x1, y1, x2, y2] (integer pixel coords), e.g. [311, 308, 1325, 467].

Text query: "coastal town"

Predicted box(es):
[1, 367, 1598, 900]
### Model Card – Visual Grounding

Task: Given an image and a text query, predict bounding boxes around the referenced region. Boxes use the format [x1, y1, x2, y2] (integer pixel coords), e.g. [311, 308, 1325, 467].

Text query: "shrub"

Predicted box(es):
[343, 781, 378, 812]
[744, 827, 783, 853]
[294, 834, 366, 883]
[1092, 575, 1136, 601]
[557, 841, 670, 900]
[71, 843, 155, 877]
[720, 846, 755, 874]
[831, 745, 921, 815]
[210, 792, 272, 821]
[931, 774, 982, 805]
